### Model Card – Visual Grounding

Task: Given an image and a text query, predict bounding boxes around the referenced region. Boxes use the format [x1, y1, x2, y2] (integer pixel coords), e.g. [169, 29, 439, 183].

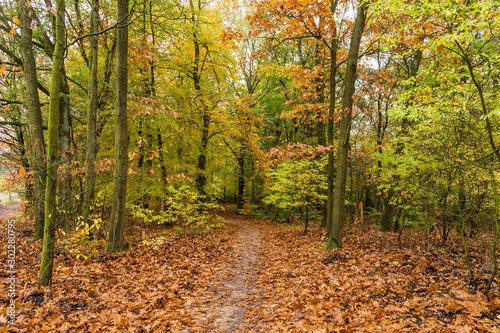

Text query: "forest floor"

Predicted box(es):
[1, 204, 500, 332]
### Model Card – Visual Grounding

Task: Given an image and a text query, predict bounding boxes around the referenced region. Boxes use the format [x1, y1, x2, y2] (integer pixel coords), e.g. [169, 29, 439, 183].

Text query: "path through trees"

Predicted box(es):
[2, 205, 499, 331]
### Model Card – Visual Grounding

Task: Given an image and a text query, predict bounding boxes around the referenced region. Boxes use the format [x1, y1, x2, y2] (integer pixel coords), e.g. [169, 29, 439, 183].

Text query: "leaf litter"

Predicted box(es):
[0, 205, 499, 332]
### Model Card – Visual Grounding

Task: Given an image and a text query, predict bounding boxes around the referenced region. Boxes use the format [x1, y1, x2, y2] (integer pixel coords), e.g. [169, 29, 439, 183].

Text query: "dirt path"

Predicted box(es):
[207, 219, 261, 332]
[0, 198, 22, 221]
[182, 216, 262, 333]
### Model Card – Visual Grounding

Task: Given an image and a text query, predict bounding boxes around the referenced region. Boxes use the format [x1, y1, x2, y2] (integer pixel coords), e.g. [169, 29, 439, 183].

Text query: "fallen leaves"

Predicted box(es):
[241, 219, 500, 332]
[0, 213, 238, 332]
[0, 205, 499, 332]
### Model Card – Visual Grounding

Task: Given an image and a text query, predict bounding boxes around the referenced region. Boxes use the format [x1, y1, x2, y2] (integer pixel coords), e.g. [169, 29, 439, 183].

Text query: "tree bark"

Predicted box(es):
[106, 0, 129, 253]
[81, 0, 100, 227]
[324, 0, 339, 232]
[20, 0, 46, 239]
[15, 122, 33, 206]
[58, 74, 71, 227]
[314, 39, 328, 226]
[236, 152, 245, 210]
[189, 0, 211, 198]
[196, 114, 210, 197]
[39, 0, 65, 287]
[328, 1, 368, 249]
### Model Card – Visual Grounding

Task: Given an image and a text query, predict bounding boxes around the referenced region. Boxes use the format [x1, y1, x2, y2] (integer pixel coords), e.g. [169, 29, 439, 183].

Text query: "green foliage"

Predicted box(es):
[127, 203, 175, 225]
[128, 185, 223, 227]
[141, 236, 167, 250]
[255, 207, 290, 222]
[173, 226, 186, 234]
[60, 219, 106, 260]
[238, 202, 259, 215]
[263, 157, 327, 213]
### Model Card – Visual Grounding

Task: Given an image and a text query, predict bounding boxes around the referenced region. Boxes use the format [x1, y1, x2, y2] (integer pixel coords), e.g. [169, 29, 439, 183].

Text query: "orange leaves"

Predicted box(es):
[247, 219, 500, 332]
[18, 166, 27, 178]
[248, 0, 336, 43]
[166, 173, 192, 183]
[263, 143, 335, 169]
[129, 94, 171, 120]
[1, 212, 235, 332]
[2, 203, 499, 331]
[220, 26, 242, 44]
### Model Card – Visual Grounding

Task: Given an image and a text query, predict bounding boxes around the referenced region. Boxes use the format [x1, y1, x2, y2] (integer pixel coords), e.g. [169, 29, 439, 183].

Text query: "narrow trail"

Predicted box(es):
[181, 210, 263, 333]
[207, 219, 261, 332]
[0, 198, 22, 221]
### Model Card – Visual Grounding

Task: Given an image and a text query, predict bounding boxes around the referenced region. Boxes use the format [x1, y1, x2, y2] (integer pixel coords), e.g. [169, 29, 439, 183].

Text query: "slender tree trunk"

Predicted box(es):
[106, 0, 129, 253]
[315, 40, 326, 148]
[58, 74, 71, 227]
[82, 0, 99, 226]
[327, 2, 368, 249]
[236, 152, 245, 210]
[314, 39, 328, 226]
[196, 114, 210, 197]
[461, 50, 500, 164]
[15, 124, 33, 204]
[20, 0, 46, 239]
[189, 0, 211, 198]
[325, 0, 339, 232]
[157, 133, 168, 186]
[39, 0, 65, 287]
[304, 204, 310, 235]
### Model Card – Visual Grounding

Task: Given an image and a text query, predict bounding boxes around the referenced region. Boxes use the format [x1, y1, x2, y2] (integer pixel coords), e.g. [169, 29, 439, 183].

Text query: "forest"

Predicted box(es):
[0, 0, 499, 331]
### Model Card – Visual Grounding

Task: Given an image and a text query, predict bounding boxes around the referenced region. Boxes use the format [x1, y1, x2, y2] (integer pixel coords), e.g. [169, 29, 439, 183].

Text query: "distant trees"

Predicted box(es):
[370, 0, 500, 238]
[81, 0, 100, 229]
[264, 157, 327, 234]
[249, 0, 499, 249]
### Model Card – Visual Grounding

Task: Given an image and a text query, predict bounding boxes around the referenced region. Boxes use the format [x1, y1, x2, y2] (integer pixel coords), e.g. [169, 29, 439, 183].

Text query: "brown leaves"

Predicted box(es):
[2, 205, 500, 332]
[0, 213, 235, 332]
[243, 221, 499, 332]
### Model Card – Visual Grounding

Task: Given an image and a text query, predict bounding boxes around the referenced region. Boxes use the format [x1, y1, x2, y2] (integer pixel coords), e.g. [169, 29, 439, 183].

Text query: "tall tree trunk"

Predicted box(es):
[189, 0, 210, 198]
[196, 114, 210, 197]
[81, 0, 99, 226]
[58, 74, 71, 227]
[106, 0, 129, 253]
[315, 39, 326, 148]
[327, 1, 368, 249]
[324, 0, 339, 232]
[39, 0, 65, 287]
[15, 124, 33, 205]
[236, 152, 245, 210]
[20, 0, 46, 239]
[314, 39, 328, 226]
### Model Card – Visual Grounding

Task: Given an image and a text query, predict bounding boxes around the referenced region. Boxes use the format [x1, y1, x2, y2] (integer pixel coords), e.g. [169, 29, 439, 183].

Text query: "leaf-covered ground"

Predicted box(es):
[1, 204, 499, 332]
